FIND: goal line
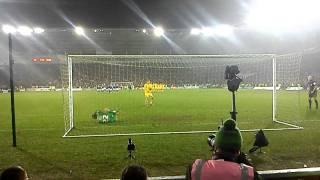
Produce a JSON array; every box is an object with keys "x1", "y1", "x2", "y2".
[{"x1": 62, "y1": 120, "x2": 303, "y2": 138}]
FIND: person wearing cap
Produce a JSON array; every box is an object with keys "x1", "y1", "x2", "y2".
[{"x1": 186, "y1": 119, "x2": 261, "y2": 180}]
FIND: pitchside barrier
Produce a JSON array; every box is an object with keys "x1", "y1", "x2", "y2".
[{"x1": 102, "y1": 167, "x2": 320, "y2": 180}]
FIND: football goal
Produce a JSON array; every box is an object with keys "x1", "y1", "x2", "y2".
[{"x1": 61, "y1": 54, "x2": 303, "y2": 138}]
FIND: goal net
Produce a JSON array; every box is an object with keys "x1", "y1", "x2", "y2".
[{"x1": 61, "y1": 54, "x2": 303, "y2": 138}]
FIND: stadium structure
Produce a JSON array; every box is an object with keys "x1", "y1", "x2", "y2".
[{"x1": 0, "y1": 26, "x2": 320, "y2": 179}]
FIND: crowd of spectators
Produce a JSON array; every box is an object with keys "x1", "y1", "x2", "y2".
[{"x1": 1, "y1": 62, "x2": 308, "y2": 90}]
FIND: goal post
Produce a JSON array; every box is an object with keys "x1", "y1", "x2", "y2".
[
  {"x1": 273, "y1": 53, "x2": 304, "y2": 128},
  {"x1": 61, "y1": 54, "x2": 303, "y2": 138}
]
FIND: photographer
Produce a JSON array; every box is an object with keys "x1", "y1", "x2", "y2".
[{"x1": 186, "y1": 119, "x2": 261, "y2": 180}]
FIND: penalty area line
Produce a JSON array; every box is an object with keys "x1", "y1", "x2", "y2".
[{"x1": 62, "y1": 127, "x2": 303, "y2": 138}]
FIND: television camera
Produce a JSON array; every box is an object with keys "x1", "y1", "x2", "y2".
[{"x1": 225, "y1": 65, "x2": 242, "y2": 121}]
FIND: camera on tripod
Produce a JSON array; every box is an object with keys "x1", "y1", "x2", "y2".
[
  {"x1": 225, "y1": 65, "x2": 242, "y2": 92},
  {"x1": 127, "y1": 138, "x2": 135, "y2": 159}
]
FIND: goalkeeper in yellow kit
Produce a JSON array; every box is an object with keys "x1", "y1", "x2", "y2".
[{"x1": 144, "y1": 80, "x2": 153, "y2": 106}]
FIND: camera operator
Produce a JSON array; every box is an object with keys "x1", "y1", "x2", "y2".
[{"x1": 186, "y1": 119, "x2": 261, "y2": 180}]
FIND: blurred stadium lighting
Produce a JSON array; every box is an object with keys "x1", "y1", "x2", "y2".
[
  {"x1": 17, "y1": 26, "x2": 33, "y2": 36},
  {"x1": 153, "y1": 26, "x2": 164, "y2": 37},
  {"x1": 74, "y1": 26, "x2": 85, "y2": 36},
  {"x1": 142, "y1": 29, "x2": 147, "y2": 33},
  {"x1": 213, "y1": 24, "x2": 234, "y2": 37},
  {"x1": 190, "y1": 28, "x2": 201, "y2": 35},
  {"x1": 33, "y1": 27, "x2": 45, "y2": 34},
  {"x1": 201, "y1": 27, "x2": 214, "y2": 36},
  {"x1": 245, "y1": 0, "x2": 320, "y2": 33},
  {"x1": 2, "y1": 25, "x2": 17, "y2": 34}
]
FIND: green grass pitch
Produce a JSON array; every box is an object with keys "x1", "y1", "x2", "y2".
[{"x1": 0, "y1": 89, "x2": 319, "y2": 179}]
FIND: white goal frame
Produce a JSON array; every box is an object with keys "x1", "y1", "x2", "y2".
[{"x1": 62, "y1": 54, "x2": 303, "y2": 138}]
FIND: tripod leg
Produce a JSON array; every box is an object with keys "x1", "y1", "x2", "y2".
[
  {"x1": 128, "y1": 151, "x2": 135, "y2": 159},
  {"x1": 230, "y1": 91, "x2": 237, "y2": 121}
]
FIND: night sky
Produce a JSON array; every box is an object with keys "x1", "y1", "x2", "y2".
[{"x1": 0, "y1": 0, "x2": 249, "y2": 28}]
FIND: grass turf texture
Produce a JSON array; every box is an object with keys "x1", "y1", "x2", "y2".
[{"x1": 0, "y1": 89, "x2": 319, "y2": 179}]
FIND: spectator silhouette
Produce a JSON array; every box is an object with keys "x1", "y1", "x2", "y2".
[
  {"x1": 0, "y1": 166, "x2": 28, "y2": 180},
  {"x1": 121, "y1": 165, "x2": 147, "y2": 180}
]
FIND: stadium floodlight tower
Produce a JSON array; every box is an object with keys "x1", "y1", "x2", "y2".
[
  {"x1": 190, "y1": 28, "x2": 201, "y2": 35},
  {"x1": 34, "y1": 27, "x2": 45, "y2": 34},
  {"x1": 2, "y1": 24, "x2": 44, "y2": 146},
  {"x1": 74, "y1": 26, "x2": 85, "y2": 36},
  {"x1": 62, "y1": 53, "x2": 304, "y2": 138},
  {"x1": 153, "y1": 26, "x2": 164, "y2": 37}
]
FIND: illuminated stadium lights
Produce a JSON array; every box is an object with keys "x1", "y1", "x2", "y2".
[
  {"x1": 192, "y1": 25, "x2": 233, "y2": 37},
  {"x1": 201, "y1": 27, "x2": 214, "y2": 36},
  {"x1": 190, "y1": 28, "x2": 201, "y2": 35},
  {"x1": 17, "y1": 26, "x2": 33, "y2": 36},
  {"x1": 33, "y1": 27, "x2": 45, "y2": 34},
  {"x1": 153, "y1": 27, "x2": 164, "y2": 37},
  {"x1": 74, "y1": 26, "x2": 85, "y2": 36},
  {"x1": 2, "y1": 25, "x2": 17, "y2": 34},
  {"x1": 245, "y1": 0, "x2": 320, "y2": 33},
  {"x1": 213, "y1": 24, "x2": 234, "y2": 37},
  {"x1": 2, "y1": 25, "x2": 45, "y2": 35}
]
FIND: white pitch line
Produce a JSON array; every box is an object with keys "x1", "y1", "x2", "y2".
[{"x1": 63, "y1": 126, "x2": 303, "y2": 138}]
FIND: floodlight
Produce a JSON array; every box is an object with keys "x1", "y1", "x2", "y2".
[
  {"x1": 74, "y1": 26, "x2": 85, "y2": 36},
  {"x1": 17, "y1": 26, "x2": 33, "y2": 36},
  {"x1": 213, "y1": 24, "x2": 234, "y2": 37},
  {"x1": 190, "y1": 28, "x2": 201, "y2": 35},
  {"x1": 2, "y1": 25, "x2": 16, "y2": 34},
  {"x1": 142, "y1": 29, "x2": 147, "y2": 33},
  {"x1": 245, "y1": 0, "x2": 320, "y2": 33},
  {"x1": 201, "y1": 27, "x2": 214, "y2": 36},
  {"x1": 33, "y1": 27, "x2": 45, "y2": 34},
  {"x1": 153, "y1": 27, "x2": 164, "y2": 37}
]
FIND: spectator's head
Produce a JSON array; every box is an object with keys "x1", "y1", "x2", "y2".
[
  {"x1": 214, "y1": 119, "x2": 242, "y2": 155},
  {"x1": 0, "y1": 166, "x2": 28, "y2": 180},
  {"x1": 121, "y1": 165, "x2": 147, "y2": 180}
]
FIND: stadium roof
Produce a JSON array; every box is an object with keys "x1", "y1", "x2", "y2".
[
  {"x1": 0, "y1": 0, "x2": 247, "y2": 28},
  {"x1": 0, "y1": 0, "x2": 319, "y2": 64}
]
